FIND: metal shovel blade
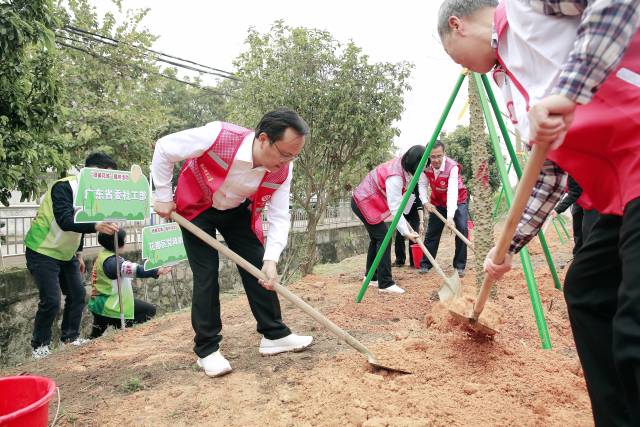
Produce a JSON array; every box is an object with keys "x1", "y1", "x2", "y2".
[
  {"x1": 367, "y1": 354, "x2": 412, "y2": 375},
  {"x1": 448, "y1": 306, "x2": 498, "y2": 336},
  {"x1": 437, "y1": 272, "x2": 462, "y2": 303}
]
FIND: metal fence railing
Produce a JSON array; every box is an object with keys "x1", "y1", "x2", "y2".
[{"x1": 0, "y1": 201, "x2": 359, "y2": 258}]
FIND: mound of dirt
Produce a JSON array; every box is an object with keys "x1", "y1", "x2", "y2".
[{"x1": 2, "y1": 232, "x2": 591, "y2": 426}]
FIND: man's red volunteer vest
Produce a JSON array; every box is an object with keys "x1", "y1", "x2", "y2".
[
  {"x1": 425, "y1": 157, "x2": 468, "y2": 207},
  {"x1": 174, "y1": 122, "x2": 289, "y2": 244},
  {"x1": 494, "y1": 3, "x2": 640, "y2": 215},
  {"x1": 352, "y1": 157, "x2": 406, "y2": 225}
]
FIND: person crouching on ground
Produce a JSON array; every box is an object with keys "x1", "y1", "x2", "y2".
[{"x1": 88, "y1": 230, "x2": 170, "y2": 338}]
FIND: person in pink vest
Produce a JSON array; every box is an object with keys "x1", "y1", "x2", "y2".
[
  {"x1": 151, "y1": 109, "x2": 313, "y2": 378},
  {"x1": 352, "y1": 145, "x2": 429, "y2": 294},
  {"x1": 420, "y1": 141, "x2": 469, "y2": 278},
  {"x1": 438, "y1": 0, "x2": 640, "y2": 423}
]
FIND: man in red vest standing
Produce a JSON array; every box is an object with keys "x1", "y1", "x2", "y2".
[
  {"x1": 151, "y1": 109, "x2": 313, "y2": 378},
  {"x1": 420, "y1": 141, "x2": 469, "y2": 277}
]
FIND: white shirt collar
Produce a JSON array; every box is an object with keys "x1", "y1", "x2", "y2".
[
  {"x1": 437, "y1": 156, "x2": 448, "y2": 173},
  {"x1": 236, "y1": 131, "x2": 268, "y2": 171}
]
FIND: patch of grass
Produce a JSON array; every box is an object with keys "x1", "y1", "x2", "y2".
[
  {"x1": 121, "y1": 377, "x2": 143, "y2": 393},
  {"x1": 312, "y1": 254, "x2": 365, "y2": 276}
]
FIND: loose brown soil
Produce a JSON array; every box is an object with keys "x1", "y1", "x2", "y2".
[{"x1": 3, "y1": 231, "x2": 591, "y2": 426}]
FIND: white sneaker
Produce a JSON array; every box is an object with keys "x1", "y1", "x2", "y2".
[
  {"x1": 363, "y1": 276, "x2": 378, "y2": 288},
  {"x1": 197, "y1": 351, "x2": 232, "y2": 377},
  {"x1": 378, "y1": 284, "x2": 406, "y2": 294},
  {"x1": 259, "y1": 333, "x2": 313, "y2": 356},
  {"x1": 32, "y1": 345, "x2": 51, "y2": 359},
  {"x1": 70, "y1": 337, "x2": 90, "y2": 346},
  {"x1": 60, "y1": 337, "x2": 90, "y2": 348}
]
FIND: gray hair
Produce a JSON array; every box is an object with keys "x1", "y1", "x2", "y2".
[{"x1": 437, "y1": 0, "x2": 499, "y2": 39}]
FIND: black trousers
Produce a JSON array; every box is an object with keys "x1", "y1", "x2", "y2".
[
  {"x1": 90, "y1": 299, "x2": 156, "y2": 338},
  {"x1": 564, "y1": 198, "x2": 640, "y2": 426},
  {"x1": 420, "y1": 203, "x2": 469, "y2": 270},
  {"x1": 571, "y1": 206, "x2": 600, "y2": 255},
  {"x1": 26, "y1": 248, "x2": 86, "y2": 348},
  {"x1": 394, "y1": 203, "x2": 420, "y2": 266},
  {"x1": 351, "y1": 197, "x2": 394, "y2": 289},
  {"x1": 181, "y1": 203, "x2": 291, "y2": 359},
  {"x1": 571, "y1": 204, "x2": 584, "y2": 255}
]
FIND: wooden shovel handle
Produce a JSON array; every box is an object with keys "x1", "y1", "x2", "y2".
[
  {"x1": 429, "y1": 208, "x2": 474, "y2": 250},
  {"x1": 170, "y1": 212, "x2": 376, "y2": 359},
  {"x1": 406, "y1": 224, "x2": 448, "y2": 281},
  {"x1": 473, "y1": 143, "x2": 550, "y2": 319}
]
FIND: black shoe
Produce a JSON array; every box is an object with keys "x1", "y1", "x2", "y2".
[
  {"x1": 419, "y1": 267, "x2": 430, "y2": 274},
  {"x1": 456, "y1": 268, "x2": 465, "y2": 278},
  {"x1": 393, "y1": 261, "x2": 405, "y2": 267}
]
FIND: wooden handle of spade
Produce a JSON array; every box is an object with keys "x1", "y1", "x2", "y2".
[
  {"x1": 170, "y1": 212, "x2": 376, "y2": 359},
  {"x1": 407, "y1": 224, "x2": 448, "y2": 281},
  {"x1": 428, "y1": 207, "x2": 474, "y2": 251},
  {"x1": 472, "y1": 143, "x2": 550, "y2": 320}
]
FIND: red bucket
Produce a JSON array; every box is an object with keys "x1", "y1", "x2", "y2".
[
  {"x1": 410, "y1": 244, "x2": 423, "y2": 269},
  {"x1": 0, "y1": 376, "x2": 56, "y2": 427}
]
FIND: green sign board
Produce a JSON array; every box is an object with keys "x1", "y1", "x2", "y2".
[
  {"x1": 141, "y1": 222, "x2": 187, "y2": 270},
  {"x1": 74, "y1": 165, "x2": 150, "y2": 222}
]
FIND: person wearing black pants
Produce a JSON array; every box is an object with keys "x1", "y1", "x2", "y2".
[
  {"x1": 181, "y1": 202, "x2": 292, "y2": 358},
  {"x1": 394, "y1": 188, "x2": 423, "y2": 267},
  {"x1": 88, "y1": 229, "x2": 164, "y2": 339},
  {"x1": 564, "y1": 198, "x2": 640, "y2": 424},
  {"x1": 420, "y1": 141, "x2": 469, "y2": 277},
  {"x1": 420, "y1": 203, "x2": 469, "y2": 274},
  {"x1": 24, "y1": 153, "x2": 120, "y2": 359},
  {"x1": 152, "y1": 110, "x2": 313, "y2": 378},
  {"x1": 90, "y1": 300, "x2": 157, "y2": 338},
  {"x1": 352, "y1": 197, "x2": 394, "y2": 287},
  {"x1": 26, "y1": 248, "x2": 87, "y2": 349},
  {"x1": 351, "y1": 145, "x2": 428, "y2": 294}
]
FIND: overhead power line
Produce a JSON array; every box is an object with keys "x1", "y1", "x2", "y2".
[
  {"x1": 58, "y1": 25, "x2": 240, "y2": 81},
  {"x1": 55, "y1": 40, "x2": 232, "y2": 96}
]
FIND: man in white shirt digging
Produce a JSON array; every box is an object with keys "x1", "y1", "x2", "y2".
[{"x1": 151, "y1": 109, "x2": 313, "y2": 377}]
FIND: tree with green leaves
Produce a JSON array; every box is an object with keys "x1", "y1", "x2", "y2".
[
  {"x1": 55, "y1": 0, "x2": 168, "y2": 172},
  {"x1": 224, "y1": 22, "x2": 412, "y2": 274},
  {"x1": 0, "y1": 0, "x2": 70, "y2": 205}
]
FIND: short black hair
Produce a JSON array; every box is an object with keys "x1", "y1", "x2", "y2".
[
  {"x1": 255, "y1": 108, "x2": 309, "y2": 144},
  {"x1": 432, "y1": 141, "x2": 445, "y2": 152},
  {"x1": 98, "y1": 229, "x2": 126, "y2": 252},
  {"x1": 85, "y1": 153, "x2": 118, "y2": 169},
  {"x1": 401, "y1": 145, "x2": 430, "y2": 175}
]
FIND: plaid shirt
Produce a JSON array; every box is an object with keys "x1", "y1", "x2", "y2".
[
  {"x1": 530, "y1": 0, "x2": 640, "y2": 104},
  {"x1": 508, "y1": 0, "x2": 639, "y2": 253},
  {"x1": 510, "y1": 160, "x2": 567, "y2": 253}
]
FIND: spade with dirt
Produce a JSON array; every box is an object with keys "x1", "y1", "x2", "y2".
[
  {"x1": 449, "y1": 144, "x2": 550, "y2": 336},
  {"x1": 171, "y1": 212, "x2": 410, "y2": 374}
]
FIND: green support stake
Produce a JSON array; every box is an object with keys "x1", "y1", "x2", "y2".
[
  {"x1": 552, "y1": 218, "x2": 566, "y2": 245},
  {"x1": 493, "y1": 161, "x2": 512, "y2": 220},
  {"x1": 481, "y1": 74, "x2": 563, "y2": 291},
  {"x1": 557, "y1": 215, "x2": 571, "y2": 239},
  {"x1": 473, "y1": 72, "x2": 552, "y2": 350},
  {"x1": 355, "y1": 72, "x2": 467, "y2": 303}
]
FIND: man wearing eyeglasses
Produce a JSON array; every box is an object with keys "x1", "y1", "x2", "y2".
[
  {"x1": 151, "y1": 109, "x2": 313, "y2": 378},
  {"x1": 420, "y1": 141, "x2": 469, "y2": 278}
]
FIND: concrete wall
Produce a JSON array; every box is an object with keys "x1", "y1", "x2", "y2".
[{"x1": 0, "y1": 223, "x2": 369, "y2": 366}]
